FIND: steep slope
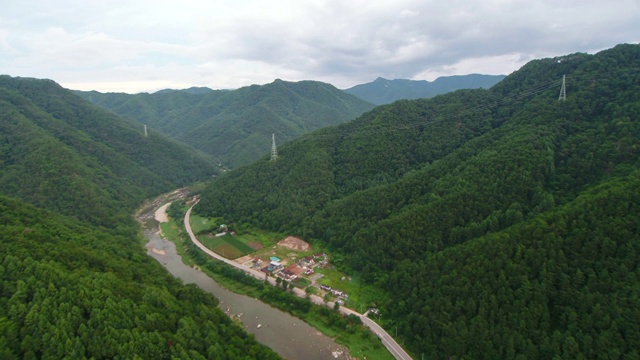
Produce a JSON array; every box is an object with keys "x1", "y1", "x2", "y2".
[
  {"x1": 0, "y1": 195, "x2": 280, "y2": 359},
  {"x1": 76, "y1": 88, "x2": 229, "y2": 136},
  {"x1": 0, "y1": 76, "x2": 279, "y2": 359},
  {"x1": 390, "y1": 171, "x2": 640, "y2": 358},
  {"x1": 195, "y1": 44, "x2": 640, "y2": 358},
  {"x1": 0, "y1": 76, "x2": 218, "y2": 225},
  {"x1": 344, "y1": 74, "x2": 505, "y2": 104},
  {"x1": 77, "y1": 79, "x2": 375, "y2": 168}
]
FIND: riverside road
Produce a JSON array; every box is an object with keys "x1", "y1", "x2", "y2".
[{"x1": 183, "y1": 201, "x2": 413, "y2": 360}]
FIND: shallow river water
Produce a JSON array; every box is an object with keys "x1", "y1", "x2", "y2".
[{"x1": 142, "y1": 206, "x2": 349, "y2": 360}]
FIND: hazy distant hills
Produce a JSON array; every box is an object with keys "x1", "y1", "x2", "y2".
[
  {"x1": 76, "y1": 79, "x2": 375, "y2": 168},
  {"x1": 195, "y1": 44, "x2": 640, "y2": 358},
  {"x1": 344, "y1": 74, "x2": 506, "y2": 104},
  {"x1": 154, "y1": 86, "x2": 216, "y2": 95}
]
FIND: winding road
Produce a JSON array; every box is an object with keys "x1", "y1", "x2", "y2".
[{"x1": 183, "y1": 201, "x2": 413, "y2": 360}]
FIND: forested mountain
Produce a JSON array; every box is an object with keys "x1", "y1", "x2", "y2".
[
  {"x1": 0, "y1": 196, "x2": 279, "y2": 359},
  {"x1": 344, "y1": 74, "x2": 505, "y2": 104},
  {"x1": 0, "y1": 75, "x2": 219, "y2": 225},
  {"x1": 0, "y1": 76, "x2": 279, "y2": 358},
  {"x1": 195, "y1": 44, "x2": 640, "y2": 358},
  {"x1": 76, "y1": 79, "x2": 375, "y2": 168}
]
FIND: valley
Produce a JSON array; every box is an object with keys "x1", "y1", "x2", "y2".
[
  {"x1": 1, "y1": 43, "x2": 639, "y2": 359},
  {"x1": 139, "y1": 192, "x2": 353, "y2": 360}
]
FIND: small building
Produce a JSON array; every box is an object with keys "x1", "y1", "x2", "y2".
[
  {"x1": 331, "y1": 289, "x2": 348, "y2": 298},
  {"x1": 278, "y1": 269, "x2": 297, "y2": 281}
]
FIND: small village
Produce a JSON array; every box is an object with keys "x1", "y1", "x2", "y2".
[{"x1": 235, "y1": 236, "x2": 350, "y2": 304}]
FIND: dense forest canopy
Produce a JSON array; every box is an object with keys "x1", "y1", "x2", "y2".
[
  {"x1": 0, "y1": 76, "x2": 279, "y2": 359},
  {"x1": 75, "y1": 79, "x2": 375, "y2": 168},
  {"x1": 196, "y1": 44, "x2": 640, "y2": 358},
  {"x1": 0, "y1": 195, "x2": 280, "y2": 359},
  {"x1": 0, "y1": 75, "x2": 219, "y2": 226}
]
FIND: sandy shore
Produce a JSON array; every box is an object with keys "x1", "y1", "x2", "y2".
[{"x1": 154, "y1": 202, "x2": 171, "y2": 223}]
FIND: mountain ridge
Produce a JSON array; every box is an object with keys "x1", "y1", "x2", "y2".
[
  {"x1": 75, "y1": 79, "x2": 375, "y2": 168},
  {"x1": 344, "y1": 73, "x2": 506, "y2": 104}
]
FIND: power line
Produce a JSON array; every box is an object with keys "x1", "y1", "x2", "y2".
[
  {"x1": 287, "y1": 67, "x2": 639, "y2": 143},
  {"x1": 559, "y1": 75, "x2": 566, "y2": 101},
  {"x1": 270, "y1": 133, "x2": 278, "y2": 161}
]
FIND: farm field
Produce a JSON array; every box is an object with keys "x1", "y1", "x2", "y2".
[{"x1": 189, "y1": 213, "x2": 279, "y2": 259}]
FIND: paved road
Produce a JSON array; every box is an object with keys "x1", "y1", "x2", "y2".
[{"x1": 183, "y1": 201, "x2": 413, "y2": 360}]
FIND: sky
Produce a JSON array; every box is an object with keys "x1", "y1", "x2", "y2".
[{"x1": 1, "y1": 0, "x2": 639, "y2": 93}]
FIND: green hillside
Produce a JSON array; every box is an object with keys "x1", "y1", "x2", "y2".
[
  {"x1": 0, "y1": 195, "x2": 279, "y2": 359},
  {"x1": 0, "y1": 76, "x2": 279, "y2": 359},
  {"x1": 195, "y1": 44, "x2": 640, "y2": 358},
  {"x1": 0, "y1": 76, "x2": 218, "y2": 225},
  {"x1": 344, "y1": 74, "x2": 505, "y2": 105},
  {"x1": 76, "y1": 79, "x2": 375, "y2": 168}
]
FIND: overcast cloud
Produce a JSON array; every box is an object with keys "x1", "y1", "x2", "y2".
[{"x1": 1, "y1": 0, "x2": 638, "y2": 93}]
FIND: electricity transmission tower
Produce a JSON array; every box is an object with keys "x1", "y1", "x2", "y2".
[
  {"x1": 558, "y1": 75, "x2": 566, "y2": 101},
  {"x1": 270, "y1": 133, "x2": 278, "y2": 161}
]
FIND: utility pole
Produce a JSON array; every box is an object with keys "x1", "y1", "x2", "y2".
[
  {"x1": 558, "y1": 74, "x2": 566, "y2": 101},
  {"x1": 270, "y1": 133, "x2": 278, "y2": 161}
]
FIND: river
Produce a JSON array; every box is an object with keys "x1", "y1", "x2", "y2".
[{"x1": 140, "y1": 198, "x2": 350, "y2": 360}]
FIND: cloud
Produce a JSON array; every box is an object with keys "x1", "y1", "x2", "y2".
[{"x1": 1, "y1": 0, "x2": 638, "y2": 92}]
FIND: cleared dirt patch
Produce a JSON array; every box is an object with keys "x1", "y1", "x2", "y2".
[
  {"x1": 248, "y1": 241, "x2": 263, "y2": 250},
  {"x1": 277, "y1": 236, "x2": 310, "y2": 252},
  {"x1": 235, "y1": 254, "x2": 254, "y2": 264}
]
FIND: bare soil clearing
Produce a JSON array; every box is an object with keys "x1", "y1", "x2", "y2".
[{"x1": 277, "y1": 236, "x2": 310, "y2": 251}]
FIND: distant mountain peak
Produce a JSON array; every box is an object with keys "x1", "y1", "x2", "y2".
[{"x1": 345, "y1": 74, "x2": 505, "y2": 105}]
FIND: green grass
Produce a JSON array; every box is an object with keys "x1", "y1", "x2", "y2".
[
  {"x1": 316, "y1": 268, "x2": 388, "y2": 313},
  {"x1": 199, "y1": 234, "x2": 226, "y2": 248},
  {"x1": 221, "y1": 234, "x2": 255, "y2": 253},
  {"x1": 189, "y1": 213, "x2": 222, "y2": 234},
  {"x1": 194, "y1": 230, "x2": 256, "y2": 259},
  {"x1": 292, "y1": 277, "x2": 311, "y2": 288}
]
